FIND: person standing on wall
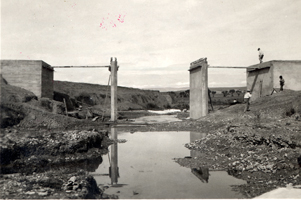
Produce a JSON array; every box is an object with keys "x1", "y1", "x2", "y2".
[
  {"x1": 258, "y1": 48, "x2": 264, "y2": 63},
  {"x1": 279, "y1": 75, "x2": 285, "y2": 91},
  {"x1": 244, "y1": 90, "x2": 252, "y2": 112}
]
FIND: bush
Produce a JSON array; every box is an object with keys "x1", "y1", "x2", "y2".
[
  {"x1": 284, "y1": 103, "x2": 296, "y2": 117},
  {"x1": 164, "y1": 104, "x2": 171, "y2": 109},
  {"x1": 146, "y1": 103, "x2": 159, "y2": 110},
  {"x1": 174, "y1": 103, "x2": 189, "y2": 110},
  {"x1": 76, "y1": 92, "x2": 95, "y2": 106}
]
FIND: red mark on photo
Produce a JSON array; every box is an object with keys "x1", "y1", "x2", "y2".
[
  {"x1": 99, "y1": 13, "x2": 126, "y2": 30},
  {"x1": 110, "y1": 21, "x2": 117, "y2": 28},
  {"x1": 117, "y1": 14, "x2": 126, "y2": 23}
]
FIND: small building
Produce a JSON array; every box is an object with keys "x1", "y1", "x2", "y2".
[
  {"x1": 1, "y1": 60, "x2": 54, "y2": 99},
  {"x1": 247, "y1": 60, "x2": 301, "y2": 101}
]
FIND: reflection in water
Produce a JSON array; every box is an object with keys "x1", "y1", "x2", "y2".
[
  {"x1": 191, "y1": 167, "x2": 209, "y2": 183},
  {"x1": 77, "y1": 156, "x2": 103, "y2": 172},
  {"x1": 190, "y1": 131, "x2": 210, "y2": 183},
  {"x1": 93, "y1": 131, "x2": 247, "y2": 199},
  {"x1": 109, "y1": 127, "x2": 119, "y2": 185}
]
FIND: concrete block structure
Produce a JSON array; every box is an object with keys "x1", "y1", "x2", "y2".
[
  {"x1": 189, "y1": 58, "x2": 208, "y2": 119},
  {"x1": 247, "y1": 60, "x2": 301, "y2": 101},
  {"x1": 1, "y1": 60, "x2": 54, "y2": 99}
]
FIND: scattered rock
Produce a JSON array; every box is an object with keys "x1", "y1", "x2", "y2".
[
  {"x1": 38, "y1": 191, "x2": 48, "y2": 196},
  {"x1": 25, "y1": 191, "x2": 35, "y2": 195}
]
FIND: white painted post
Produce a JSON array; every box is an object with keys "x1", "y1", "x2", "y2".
[{"x1": 110, "y1": 57, "x2": 118, "y2": 121}]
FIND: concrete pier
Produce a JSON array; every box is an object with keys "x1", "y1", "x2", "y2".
[
  {"x1": 110, "y1": 58, "x2": 118, "y2": 121},
  {"x1": 189, "y1": 58, "x2": 208, "y2": 119}
]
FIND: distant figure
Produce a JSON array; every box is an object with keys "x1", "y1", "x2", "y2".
[
  {"x1": 244, "y1": 90, "x2": 252, "y2": 112},
  {"x1": 279, "y1": 75, "x2": 285, "y2": 91},
  {"x1": 258, "y1": 48, "x2": 264, "y2": 63}
]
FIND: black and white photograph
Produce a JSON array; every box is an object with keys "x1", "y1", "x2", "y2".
[{"x1": 1, "y1": 0, "x2": 301, "y2": 199}]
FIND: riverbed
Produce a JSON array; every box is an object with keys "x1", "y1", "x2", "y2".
[{"x1": 91, "y1": 130, "x2": 247, "y2": 199}]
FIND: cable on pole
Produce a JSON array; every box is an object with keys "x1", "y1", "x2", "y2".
[{"x1": 101, "y1": 74, "x2": 112, "y2": 121}]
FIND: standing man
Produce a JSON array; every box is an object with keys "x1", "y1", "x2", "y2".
[
  {"x1": 258, "y1": 48, "x2": 264, "y2": 63},
  {"x1": 244, "y1": 90, "x2": 252, "y2": 112},
  {"x1": 279, "y1": 75, "x2": 285, "y2": 91}
]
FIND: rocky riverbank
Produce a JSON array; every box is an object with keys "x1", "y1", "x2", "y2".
[
  {"x1": 174, "y1": 116, "x2": 301, "y2": 198},
  {"x1": 0, "y1": 129, "x2": 113, "y2": 199},
  {"x1": 1, "y1": 170, "x2": 102, "y2": 199}
]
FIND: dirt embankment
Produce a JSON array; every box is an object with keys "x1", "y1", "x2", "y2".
[
  {"x1": 1, "y1": 77, "x2": 189, "y2": 129},
  {"x1": 1, "y1": 77, "x2": 111, "y2": 129},
  {"x1": 54, "y1": 80, "x2": 176, "y2": 111}
]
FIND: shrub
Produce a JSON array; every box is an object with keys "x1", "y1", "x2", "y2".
[
  {"x1": 284, "y1": 103, "x2": 296, "y2": 117},
  {"x1": 146, "y1": 103, "x2": 159, "y2": 110},
  {"x1": 174, "y1": 103, "x2": 189, "y2": 110},
  {"x1": 164, "y1": 104, "x2": 172, "y2": 109}
]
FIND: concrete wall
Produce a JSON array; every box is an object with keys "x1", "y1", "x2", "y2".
[
  {"x1": 41, "y1": 61, "x2": 54, "y2": 99},
  {"x1": 1, "y1": 60, "x2": 53, "y2": 99},
  {"x1": 272, "y1": 61, "x2": 301, "y2": 91},
  {"x1": 189, "y1": 58, "x2": 208, "y2": 119},
  {"x1": 247, "y1": 65, "x2": 273, "y2": 101}
]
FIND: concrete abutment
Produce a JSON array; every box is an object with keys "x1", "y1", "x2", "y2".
[{"x1": 189, "y1": 58, "x2": 208, "y2": 119}]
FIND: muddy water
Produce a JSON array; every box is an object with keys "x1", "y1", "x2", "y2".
[
  {"x1": 131, "y1": 114, "x2": 182, "y2": 124},
  {"x1": 91, "y1": 130, "x2": 246, "y2": 199}
]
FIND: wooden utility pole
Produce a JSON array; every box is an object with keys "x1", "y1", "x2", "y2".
[{"x1": 110, "y1": 58, "x2": 118, "y2": 122}]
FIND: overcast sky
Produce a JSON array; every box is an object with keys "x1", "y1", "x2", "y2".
[{"x1": 1, "y1": 0, "x2": 301, "y2": 89}]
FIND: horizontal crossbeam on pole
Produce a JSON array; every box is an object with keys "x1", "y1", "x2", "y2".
[
  {"x1": 209, "y1": 66, "x2": 248, "y2": 69},
  {"x1": 52, "y1": 65, "x2": 110, "y2": 68}
]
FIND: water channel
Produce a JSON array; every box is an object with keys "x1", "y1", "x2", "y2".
[{"x1": 90, "y1": 127, "x2": 247, "y2": 199}]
